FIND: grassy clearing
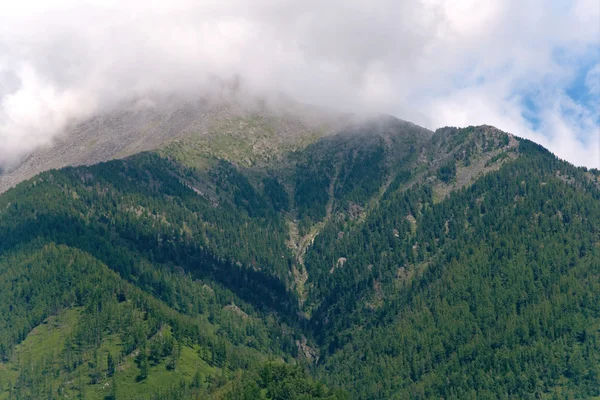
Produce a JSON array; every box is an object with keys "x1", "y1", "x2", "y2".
[{"x1": 0, "y1": 308, "x2": 218, "y2": 400}]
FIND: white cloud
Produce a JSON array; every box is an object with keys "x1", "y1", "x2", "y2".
[
  {"x1": 0, "y1": 65, "x2": 97, "y2": 166},
  {"x1": 0, "y1": 0, "x2": 599, "y2": 168}
]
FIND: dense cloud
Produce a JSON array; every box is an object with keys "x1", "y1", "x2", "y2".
[{"x1": 0, "y1": 0, "x2": 599, "y2": 168}]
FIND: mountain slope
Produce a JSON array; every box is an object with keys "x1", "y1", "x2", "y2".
[
  {"x1": 307, "y1": 142, "x2": 600, "y2": 398},
  {"x1": 0, "y1": 244, "x2": 222, "y2": 399},
  {"x1": 0, "y1": 111, "x2": 599, "y2": 399}
]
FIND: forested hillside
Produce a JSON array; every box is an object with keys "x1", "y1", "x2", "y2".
[
  {"x1": 0, "y1": 117, "x2": 598, "y2": 399},
  {"x1": 308, "y1": 142, "x2": 600, "y2": 399}
]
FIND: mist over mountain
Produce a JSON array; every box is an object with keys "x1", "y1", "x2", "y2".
[{"x1": 0, "y1": 89, "x2": 351, "y2": 193}]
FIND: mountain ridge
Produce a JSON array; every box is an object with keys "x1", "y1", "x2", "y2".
[{"x1": 0, "y1": 94, "x2": 351, "y2": 194}]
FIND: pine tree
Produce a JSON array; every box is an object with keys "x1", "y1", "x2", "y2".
[
  {"x1": 107, "y1": 353, "x2": 115, "y2": 377},
  {"x1": 137, "y1": 350, "x2": 149, "y2": 382}
]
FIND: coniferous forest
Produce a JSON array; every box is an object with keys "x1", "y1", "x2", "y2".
[{"x1": 0, "y1": 119, "x2": 599, "y2": 399}]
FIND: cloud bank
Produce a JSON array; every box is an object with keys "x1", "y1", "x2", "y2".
[{"x1": 0, "y1": 0, "x2": 599, "y2": 168}]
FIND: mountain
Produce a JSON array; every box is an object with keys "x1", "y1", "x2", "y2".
[{"x1": 0, "y1": 100, "x2": 599, "y2": 400}]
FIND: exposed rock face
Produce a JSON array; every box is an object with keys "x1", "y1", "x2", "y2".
[
  {"x1": 296, "y1": 335, "x2": 319, "y2": 364},
  {"x1": 329, "y1": 257, "x2": 347, "y2": 274}
]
